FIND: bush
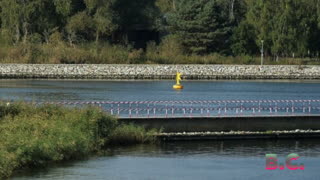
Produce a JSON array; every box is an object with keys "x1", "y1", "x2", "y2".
[
  {"x1": 108, "y1": 124, "x2": 158, "y2": 145},
  {"x1": 0, "y1": 102, "x2": 157, "y2": 179},
  {"x1": 0, "y1": 148, "x2": 17, "y2": 178},
  {"x1": 0, "y1": 103, "x2": 116, "y2": 178}
]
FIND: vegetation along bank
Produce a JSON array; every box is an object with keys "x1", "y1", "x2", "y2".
[
  {"x1": 0, "y1": 102, "x2": 157, "y2": 179},
  {"x1": 1, "y1": 1, "x2": 320, "y2": 64}
]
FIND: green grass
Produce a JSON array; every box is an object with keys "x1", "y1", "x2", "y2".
[
  {"x1": 0, "y1": 102, "x2": 158, "y2": 179},
  {"x1": 108, "y1": 124, "x2": 158, "y2": 145}
]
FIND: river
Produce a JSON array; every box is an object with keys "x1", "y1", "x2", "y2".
[
  {"x1": 11, "y1": 140, "x2": 320, "y2": 180},
  {"x1": 1, "y1": 79, "x2": 320, "y2": 102},
  {"x1": 1, "y1": 79, "x2": 320, "y2": 179}
]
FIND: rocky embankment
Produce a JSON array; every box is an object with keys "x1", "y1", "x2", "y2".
[{"x1": 0, "y1": 64, "x2": 320, "y2": 79}]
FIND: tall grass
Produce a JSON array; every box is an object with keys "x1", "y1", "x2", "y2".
[
  {"x1": 108, "y1": 124, "x2": 158, "y2": 145},
  {"x1": 0, "y1": 102, "x2": 158, "y2": 179},
  {"x1": 0, "y1": 39, "x2": 319, "y2": 65}
]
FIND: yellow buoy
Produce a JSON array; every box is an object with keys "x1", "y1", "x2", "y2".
[
  {"x1": 173, "y1": 72, "x2": 184, "y2": 89},
  {"x1": 173, "y1": 84, "x2": 184, "y2": 89}
]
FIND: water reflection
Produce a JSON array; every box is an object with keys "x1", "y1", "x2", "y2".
[
  {"x1": 11, "y1": 139, "x2": 320, "y2": 180},
  {"x1": 23, "y1": 92, "x2": 80, "y2": 101},
  {"x1": 108, "y1": 139, "x2": 320, "y2": 158}
]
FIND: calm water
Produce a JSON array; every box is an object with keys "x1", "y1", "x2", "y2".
[
  {"x1": 2, "y1": 79, "x2": 320, "y2": 179},
  {"x1": 10, "y1": 140, "x2": 320, "y2": 180},
  {"x1": 1, "y1": 79, "x2": 320, "y2": 102}
]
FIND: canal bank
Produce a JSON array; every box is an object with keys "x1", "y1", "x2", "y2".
[
  {"x1": 157, "y1": 130, "x2": 320, "y2": 141},
  {"x1": 119, "y1": 115, "x2": 320, "y2": 141},
  {"x1": 1, "y1": 64, "x2": 320, "y2": 79},
  {"x1": 119, "y1": 115, "x2": 320, "y2": 133}
]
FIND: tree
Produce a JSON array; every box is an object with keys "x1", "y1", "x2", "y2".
[
  {"x1": 66, "y1": 11, "x2": 94, "y2": 45},
  {"x1": 243, "y1": 0, "x2": 320, "y2": 57},
  {"x1": 0, "y1": 0, "x2": 21, "y2": 43},
  {"x1": 84, "y1": 0, "x2": 118, "y2": 43},
  {"x1": 113, "y1": 0, "x2": 160, "y2": 31},
  {"x1": 156, "y1": 0, "x2": 177, "y2": 14},
  {"x1": 0, "y1": 0, "x2": 67, "y2": 44},
  {"x1": 65, "y1": 0, "x2": 118, "y2": 45},
  {"x1": 53, "y1": 0, "x2": 73, "y2": 17},
  {"x1": 169, "y1": 0, "x2": 232, "y2": 54},
  {"x1": 231, "y1": 20, "x2": 257, "y2": 55}
]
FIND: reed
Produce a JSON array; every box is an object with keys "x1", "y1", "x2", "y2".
[{"x1": 0, "y1": 41, "x2": 319, "y2": 65}]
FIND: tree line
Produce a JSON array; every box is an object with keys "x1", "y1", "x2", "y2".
[{"x1": 1, "y1": 0, "x2": 320, "y2": 59}]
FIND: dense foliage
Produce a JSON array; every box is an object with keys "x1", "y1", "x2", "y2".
[
  {"x1": 0, "y1": 102, "x2": 157, "y2": 179},
  {"x1": 1, "y1": 0, "x2": 320, "y2": 63}
]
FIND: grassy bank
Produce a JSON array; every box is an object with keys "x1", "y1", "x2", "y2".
[
  {"x1": 0, "y1": 42, "x2": 320, "y2": 65},
  {"x1": 0, "y1": 102, "x2": 157, "y2": 179}
]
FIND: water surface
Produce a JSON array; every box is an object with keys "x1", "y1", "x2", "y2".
[
  {"x1": 2, "y1": 79, "x2": 320, "y2": 180},
  {"x1": 11, "y1": 140, "x2": 320, "y2": 180},
  {"x1": 1, "y1": 79, "x2": 320, "y2": 102}
]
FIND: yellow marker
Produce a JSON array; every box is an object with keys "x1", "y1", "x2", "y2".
[{"x1": 173, "y1": 72, "x2": 184, "y2": 89}]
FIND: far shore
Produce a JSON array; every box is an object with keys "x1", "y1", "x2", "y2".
[{"x1": 1, "y1": 64, "x2": 320, "y2": 80}]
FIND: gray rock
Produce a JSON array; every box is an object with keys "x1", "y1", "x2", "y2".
[{"x1": 1, "y1": 64, "x2": 320, "y2": 79}]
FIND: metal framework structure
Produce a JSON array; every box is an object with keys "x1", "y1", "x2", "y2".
[{"x1": 34, "y1": 99, "x2": 320, "y2": 118}]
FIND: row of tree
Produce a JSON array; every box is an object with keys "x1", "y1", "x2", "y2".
[
  {"x1": 0, "y1": 0, "x2": 160, "y2": 45},
  {"x1": 1, "y1": 0, "x2": 320, "y2": 57},
  {"x1": 232, "y1": 0, "x2": 320, "y2": 58}
]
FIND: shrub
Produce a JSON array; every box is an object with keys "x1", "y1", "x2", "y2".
[
  {"x1": 0, "y1": 104, "x2": 117, "y2": 178},
  {"x1": 0, "y1": 103, "x2": 157, "y2": 179},
  {"x1": 108, "y1": 124, "x2": 158, "y2": 145}
]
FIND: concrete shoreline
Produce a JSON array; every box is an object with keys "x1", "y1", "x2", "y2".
[
  {"x1": 119, "y1": 116, "x2": 320, "y2": 133},
  {"x1": 120, "y1": 115, "x2": 320, "y2": 140},
  {"x1": 157, "y1": 130, "x2": 320, "y2": 141},
  {"x1": 1, "y1": 64, "x2": 320, "y2": 79}
]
